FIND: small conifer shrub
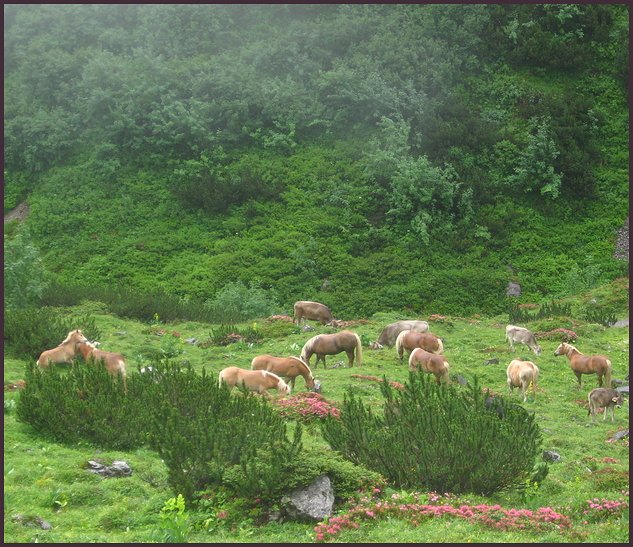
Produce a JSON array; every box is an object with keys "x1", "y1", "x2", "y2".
[{"x1": 322, "y1": 372, "x2": 544, "y2": 496}]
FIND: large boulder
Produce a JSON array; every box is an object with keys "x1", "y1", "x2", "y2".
[{"x1": 281, "y1": 474, "x2": 334, "y2": 522}]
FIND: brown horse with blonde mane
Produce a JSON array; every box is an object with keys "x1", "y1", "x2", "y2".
[
  {"x1": 300, "y1": 330, "x2": 362, "y2": 369},
  {"x1": 395, "y1": 330, "x2": 443, "y2": 362},
  {"x1": 36, "y1": 329, "x2": 89, "y2": 368},
  {"x1": 218, "y1": 367, "x2": 291, "y2": 398},
  {"x1": 554, "y1": 342, "x2": 612, "y2": 388},
  {"x1": 408, "y1": 347, "x2": 450, "y2": 384},
  {"x1": 77, "y1": 341, "x2": 128, "y2": 391},
  {"x1": 251, "y1": 355, "x2": 315, "y2": 390}
]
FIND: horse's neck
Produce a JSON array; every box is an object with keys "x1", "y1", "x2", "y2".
[
  {"x1": 78, "y1": 344, "x2": 93, "y2": 358},
  {"x1": 292, "y1": 357, "x2": 310, "y2": 377},
  {"x1": 568, "y1": 346, "x2": 583, "y2": 358}
]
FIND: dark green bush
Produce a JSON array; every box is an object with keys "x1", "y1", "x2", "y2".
[
  {"x1": 4, "y1": 307, "x2": 102, "y2": 360},
  {"x1": 203, "y1": 324, "x2": 263, "y2": 347},
  {"x1": 582, "y1": 305, "x2": 618, "y2": 327},
  {"x1": 144, "y1": 365, "x2": 299, "y2": 504},
  {"x1": 321, "y1": 373, "x2": 543, "y2": 496},
  {"x1": 221, "y1": 444, "x2": 385, "y2": 504},
  {"x1": 16, "y1": 361, "x2": 140, "y2": 448}
]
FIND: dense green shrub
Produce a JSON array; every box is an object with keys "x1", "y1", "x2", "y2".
[
  {"x1": 4, "y1": 226, "x2": 49, "y2": 309},
  {"x1": 144, "y1": 365, "x2": 300, "y2": 504},
  {"x1": 321, "y1": 373, "x2": 544, "y2": 496},
  {"x1": 203, "y1": 324, "x2": 263, "y2": 347},
  {"x1": 203, "y1": 281, "x2": 280, "y2": 323},
  {"x1": 16, "y1": 362, "x2": 140, "y2": 448},
  {"x1": 4, "y1": 307, "x2": 102, "y2": 360},
  {"x1": 221, "y1": 445, "x2": 385, "y2": 504}
]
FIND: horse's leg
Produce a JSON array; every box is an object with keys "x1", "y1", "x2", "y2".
[
  {"x1": 346, "y1": 350, "x2": 354, "y2": 367},
  {"x1": 597, "y1": 372, "x2": 603, "y2": 387},
  {"x1": 290, "y1": 376, "x2": 296, "y2": 389},
  {"x1": 574, "y1": 372, "x2": 582, "y2": 387}
]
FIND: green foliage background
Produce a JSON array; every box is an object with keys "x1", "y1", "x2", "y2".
[{"x1": 3, "y1": 4, "x2": 629, "y2": 318}]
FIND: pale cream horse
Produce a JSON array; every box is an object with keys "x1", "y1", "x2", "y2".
[{"x1": 218, "y1": 367, "x2": 291, "y2": 398}]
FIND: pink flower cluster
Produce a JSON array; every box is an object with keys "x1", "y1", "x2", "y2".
[
  {"x1": 313, "y1": 497, "x2": 571, "y2": 542},
  {"x1": 582, "y1": 497, "x2": 629, "y2": 522},
  {"x1": 275, "y1": 392, "x2": 340, "y2": 422}
]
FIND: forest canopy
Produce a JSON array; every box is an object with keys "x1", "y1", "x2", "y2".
[{"x1": 4, "y1": 4, "x2": 629, "y2": 316}]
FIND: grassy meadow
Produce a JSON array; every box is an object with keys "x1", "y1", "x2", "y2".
[{"x1": 3, "y1": 285, "x2": 629, "y2": 543}]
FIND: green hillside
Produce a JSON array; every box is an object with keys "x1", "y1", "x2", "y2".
[{"x1": 4, "y1": 4, "x2": 629, "y2": 317}]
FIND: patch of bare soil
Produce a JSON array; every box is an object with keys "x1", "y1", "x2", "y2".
[
  {"x1": 614, "y1": 216, "x2": 628, "y2": 261},
  {"x1": 4, "y1": 201, "x2": 29, "y2": 223}
]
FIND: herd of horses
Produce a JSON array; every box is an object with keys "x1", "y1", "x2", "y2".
[{"x1": 34, "y1": 300, "x2": 624, "y2": 419}]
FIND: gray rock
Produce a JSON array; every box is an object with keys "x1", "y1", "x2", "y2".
[
  {"x1": 506, "y1": 282, "x2": 521, "y2": 297},
  {"x1": 301, "y1": 325, "x2": 315, "y2": 332},
  {"x1": 608, "y1": 429, "x2": 629, "y2": 442},
  {"x1": 611, "y1": 319, "x2": 629, "y2": 328},
  {"x1": 452, "y1": 374, "x2": 468, "y2": 386},
  {"x1": 543, "y1": 450, "x2": 561, "y2": 463},
  {"x1": 87, "y1": 460, "x2": 132, "y2": 478},
  {"x1": 185, "y1": 337, "x2": 198, "y2": 345},
  {"x1": 483, "y1": 358, "x2": 499, "y2": 366},
  {"x1": 12, "y1": 514, "x2": 52, "y2": 530},
  {"x1": 281, "y1": 475, "x2": 334, "y2": 522},
  {"x1": 615, "y1": 386, "x2": 629, "y2": 394}
]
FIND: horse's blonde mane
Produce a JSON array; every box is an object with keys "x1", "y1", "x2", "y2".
[
  {"x1": 562, "y1": 342, "x2": 582, "y2": 355},
  {"x1": 301, "y1": 334, "x2": 321, "y2": 356},
  {"x1": 288, "y1": 355, "x2": 313, "y2": 376}
]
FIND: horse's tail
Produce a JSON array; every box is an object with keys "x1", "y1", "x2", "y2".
[
  {"x1": 395, "y1": 330, "x2": 407, "y2": 360},
  {"x1": 436, "y1": 337, "x2": 444, "y2": 354},
  {"x1": 218, "y1": 370, "x2": 225, "y2": 388},
  {"x1": 354, "y1": 333, "x2": 362, "y2": 367},
  {"x1": 604, "y1": 360, "x2": 612, "y2": 388}
]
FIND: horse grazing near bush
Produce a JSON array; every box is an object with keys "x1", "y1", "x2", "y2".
[
  {"x1": 408, "y1": 347, "x2": 450, "y2": 384},
  {"x1": 36, "y1": 329, "x2": 89, "y2": 368},
  {"x1": 251, "y1": 354, "x2": 316, "y2": 391},
  {"x1": 554, "y1": 342, "x2": 612, "y2": 388},
  {"x1": 76, "y1": 341, "x2": 128, "y2": 391},
  {"x1": 370, "y1": 320, "x2": 429, "y2": 349},
  {"x1": 293, "y1": 300, "x2": 333, "y2": 325},
  {"x1": 506, "y1": 359, "x2": 539, "y2": 402},
  {"x1": 301, "y1": 330, "x2": 362, "y2": 369},
  {"x1": 218, "y1": 367, "x2": 291, "y2": 398},
  {"x1": 395, "y1": 330, "x2": 443, "y2": 362}
]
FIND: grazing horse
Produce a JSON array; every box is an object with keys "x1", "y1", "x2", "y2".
[
  {"x1": 506, "y1": 359, "x2": 539, "y2": 402},
  {"x1": 395, "y1": 330, "x2": 443, "y2": 362},
  {"x1": 408, "y1": 347, "x2": 450, "y2": 384},
  {"x1": 218, "y1": 367, "x2": 291, "y2": 398},
  {"x1": 76, "y1": 341, "x2": 128, "y2": 391},
  {"x1": 370, "y1": 320, "x2": 430, "y2": 349},
  {"x1": 293, "y1": 300, "x2": 333, "y2": 325},
  {"x1": 251, "y1": 354, "x2": 316, "y2": 391},
  {"x1": 300, "y1": 330, "x2": 362, "y2": 369},
  {"x1": 36, "y1": 329, "x2": 89, "y2": 368},
  {"x1": 505, "y1": 325, "x2": 541, "y2": 356},
  {"x1": 554, "y1": 342, "x2": 612, "y2": 388}
]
